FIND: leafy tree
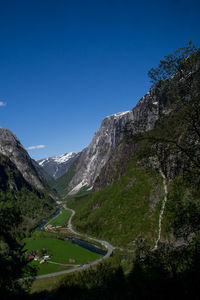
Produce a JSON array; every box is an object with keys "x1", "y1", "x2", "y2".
[
  {"x1": 148, "y1": 40, "x2": 197, "y2": 84},
  {"x1": 0, "y1": 199, "x2": 36, "y2": 298},
  {"x1": 145, "y1": 42, "x2": 200, "y2": 178}
]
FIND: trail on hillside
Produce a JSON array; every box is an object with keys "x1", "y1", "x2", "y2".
[{"x1": 153, "y1": 170, "x2": 168, "y2": 250}]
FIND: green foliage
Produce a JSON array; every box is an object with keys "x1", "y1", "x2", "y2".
[
  {"x1": 46, "y1": 210, "x2": 71, "y2": 227},
  {"x1": 148, "y1": 41, "x2": 197, "y2": 85},
  {"x1": 162, "y1": 177, "x2": 200, "y2": 237},
  {"x1": 0, "y1": 154, "x2": 56, "y2": 234},
  {"x1": 24, "y1": 234, "x2": 101, "y2": 274},
  {"x1": 35, "y1": 236, "x2": 200, "y2": 299},
  {"x1": 52, "y1": 259, "x2": 125, "y2": 300},
  {"x1": 0, "y1": 154, "x2": 57, "y2": 297},
  {"x1": 126, "y1": 235, "x2": 200, "y2": 299},
  {"x1": 0, "y1": 199, "x2": 36, "y2": 298},
  {"x1": 0, "y1": 188, "x2": 56, "y2": 235},
  {"x1": 30, "y1": 261, "x2": 70, "y2": 276},
  {"x1": 68, "y1": 162, "x2": 163, "y2": 247},
  {"x1": 51, "y1": 159, "x2": 78, "y2": 197}
]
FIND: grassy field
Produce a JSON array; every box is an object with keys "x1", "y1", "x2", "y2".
[
  {"x1": 29, "y1": 260, "x2": 71, "y2": 276},
  {"x1": 46, "y1": 209, "x2": 71, "y2": 227},
  {"x1": 23, "y1": 234, "x2": 102, "y2": 275}
]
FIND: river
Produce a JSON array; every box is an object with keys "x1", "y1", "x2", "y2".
[{"x1": 37, "y1": 208, "x2": 106, "y2": 256}]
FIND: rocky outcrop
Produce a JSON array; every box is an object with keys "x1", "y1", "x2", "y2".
[
  {"x1": 68, "y1": 90, "x2": 159, "y2": 194},
  {"x1": 0, "y1": 127, "x2": 44, "y2": 190},
  {"x1": 94, "y1": 137, "x2": 137, "y2": 190}
]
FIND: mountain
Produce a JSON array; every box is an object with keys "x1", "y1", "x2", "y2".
[
  {"x1": 0, "y1": 127, "x2": 45, "y2": 190},
  {"x1": 38, "y1": 152, "x2": 79, "y2": 179},
  {"x1": 50, "y1": 154, "x2": 81, "y2": 197},
  {"x1": 0, "y1": 154, "x2": 33, "y2": 192},
  {"x1": 65, "y1": 89, "x2": 160, "y2": 194},
  {"x1": 0, "y1": 130, "x2": 56, "y2": 296},
  {"x1": 59, "y1": 49, "x2": 200, "y2": 196},
  {"x1": 67, "y1": 49, "x2": 200, "y2": 249},
  {"x1": 0, "y1": 127, "x2": 56, "y2": 230}
]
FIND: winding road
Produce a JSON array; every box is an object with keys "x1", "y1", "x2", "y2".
[{"x1": 26, "y1": 207, "x2": 114, "y2": 280}]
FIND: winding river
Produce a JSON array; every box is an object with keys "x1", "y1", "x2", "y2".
[{"x1": 29, "y1": 206, "x2": 114, "y2": 279}]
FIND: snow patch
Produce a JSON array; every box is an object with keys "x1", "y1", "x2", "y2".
[
  {"x1": 38, "y1": 159, "x2": 47, "y2": 166},
  {"x1": 68, "y1": 180, "x2": 87, "y2": 195},
  {"x1": 106, "y1": 111, "x2": 131, "y2": 119},
  {"x1": 87, "y1": 186, "x2": 93, "y2": 191},
  {"x1": 52, "y1": 152, "x2": 77, "y2": 164},
  {"x1": 38, "y1": 152, "x2": 77, "y2": 166}
]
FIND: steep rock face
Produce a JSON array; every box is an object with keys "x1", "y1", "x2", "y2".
[
  {"x1": 0, "y1": 154, "x2": 32, "y2": 191},
  {"x1": 38, "y1": 152, "x2": 78, "y2": 179},
  {"x1": 94, "y1": 53, "x2": 200, "y2": 191},
  {"x1": 0, "y1": 127, "x2": 44, "y2": 190},
  {"x1": 94, "y1": 138, "x2": 137, "y2": 190},
  {"x1": 68, "y1": 92, "x2": 159, "y2": 193}
]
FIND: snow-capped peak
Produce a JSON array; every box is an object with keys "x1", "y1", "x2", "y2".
[
  {"x1": 52, "y1": 152, "x2": 77, "y2": 164},
  {"x1": 38, "y1": 152, "x2": 77, "y2": 166}
]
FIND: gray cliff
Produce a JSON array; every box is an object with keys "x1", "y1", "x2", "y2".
[
  {"x1": 68, "y1": 90, "x2": 159, "y2": 194},
  {"x1": 0, "y1": 127, "x2": 44, "y2": 190}
]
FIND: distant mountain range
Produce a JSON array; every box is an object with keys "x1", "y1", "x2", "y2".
[
  {"x1": 47, "y1": 89, "x2": 159, "y2": 195},
  {"x1": 38, "y1": 152, "x2": 79, "y2": 179}
]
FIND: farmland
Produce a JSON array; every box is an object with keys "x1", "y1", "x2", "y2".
[
  {"x1": 23, "y1": 232, "x2": 103, "y2": 275},
  {"x1": 46, "y1": 209, "x2": 71, "y2": 227}
]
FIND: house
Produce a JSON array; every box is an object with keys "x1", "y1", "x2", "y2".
[{"x1": 28, "y1": 250, "x2": 37, "y2": 260}]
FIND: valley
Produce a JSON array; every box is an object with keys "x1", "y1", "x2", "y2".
[
  {"x1": 23, "y1": 204, "x2": 115, "y2": 281},
  {"x1": 1, "y1": 44, "x2": 200, "y2": 299}
]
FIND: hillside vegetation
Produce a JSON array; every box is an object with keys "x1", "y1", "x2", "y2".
[
  {"x1": 68, "y1": 46, "x2": 200, "y2": 249},
  {"x1": 51, "y1": 158, "x2": 79, "y2": 197},
  {"x1": 1, "y1": 43, "x2": 200, "y2": 299},
  {"x1": 68, "y1": 161, "x2": 163, "y2": 248},
  {"x1": 0, "y1": 154, "x2": 56, "y2": 234}
]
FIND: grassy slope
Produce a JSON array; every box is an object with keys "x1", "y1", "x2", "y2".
[
  {"x1": 68, "y1": 162, "x2": 163, "y2": 248},
  {"x1": 0, "y1": 154, "x2": 56, "y2": 234},
  {"x1": 51, "y1": 159, "x2": 78, "y2": 196},
  {"x1": 161, "y1": 177, "x2": 200, "y2": 241},
  {"x1": 46, "y1": 210, "x2": 71, "y2": 227},
  {"x1": 67, "y1": 95, "x2": 200, "y2": 248},
  {"x1": 30, "y1": 274, "x2": 67, "y2": 294}
]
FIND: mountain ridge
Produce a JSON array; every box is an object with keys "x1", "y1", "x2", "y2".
[
  {"x1": 0, "y1": 127, "x2": 46, "y2": 190},
  {"x1": 55, "y1": 88, "x2": 161, "y2": 195},
  {"x1": 38, "y1": 152, "x2": 79, "y2": 179}
]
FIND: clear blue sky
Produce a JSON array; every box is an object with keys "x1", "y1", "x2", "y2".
[{"x1": 0, "y1": 0, "x2": 199, "y2": 160}]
